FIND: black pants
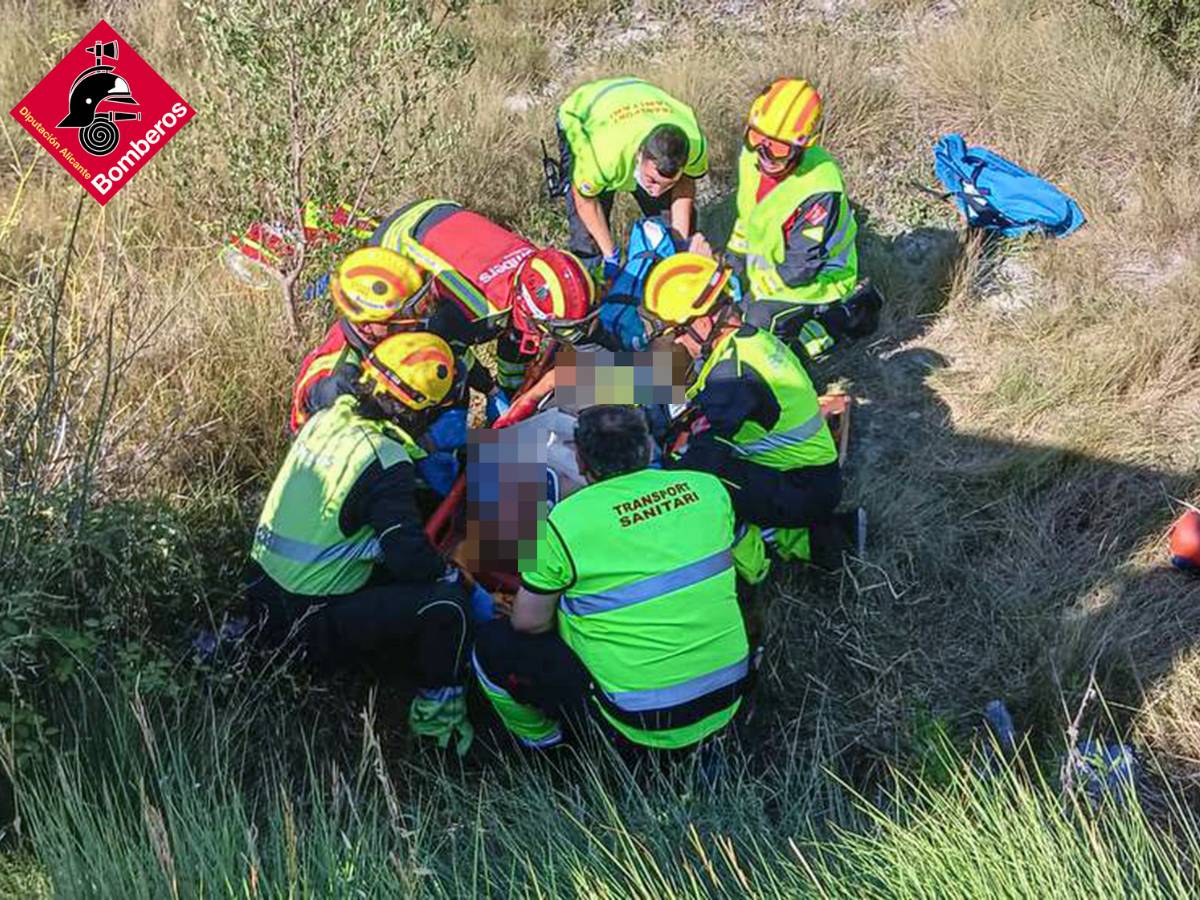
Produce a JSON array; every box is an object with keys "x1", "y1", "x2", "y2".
[
  {"x1": 558, "y1": 127, "x2": 675, "y2": 267},
  {"x1": 676, "y1": 441, "x2": 842, "y2": 529},
  {"x1": 473, "y1": 618, "x2": 595, "y2": 730},
  {"x1": 244, "y1": 562, "x2": 469, "y2": 686}
]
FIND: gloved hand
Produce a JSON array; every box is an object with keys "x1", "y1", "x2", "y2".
[
  {"x1": 409, "y1": 686, "x2": 474, "y2": 757},
  {"x1": 415, "y1": 450, "x2": 460, "y2": 497},
  {"x1": 426, "y1": 407, "x2": 467, "y2": 452},
  {"x1": 469, "y1": 582, "x2": 496, "y2": 623},
  {"x1": 602, "y1": 249, "x2": 622, "y2": 283},
  {"x1": 485, "y1": 388, "x2": 512, "y2": 425},
  {"x1": 596, "y1": 302, "x2": 649, "y2": 351}
]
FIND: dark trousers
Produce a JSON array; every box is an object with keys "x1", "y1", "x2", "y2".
[
  {"x1": 676, "y1": 442, "x2": 842, "y2": 529},
  {"x1": 244, "y1": 562, "x2": 469, "y2": 687},
  {"x1": 473, "y1": 618, "x2": 595, "y2": 730},
  {"x1": 557, "y1": 127, "x2": 675, "y2": 267}
]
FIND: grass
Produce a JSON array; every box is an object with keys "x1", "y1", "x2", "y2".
[{"x1": 1, "y1": 0, "x2": 1199, "y2": 892}]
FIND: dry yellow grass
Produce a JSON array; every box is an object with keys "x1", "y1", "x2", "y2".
[{"x1": 1, "y1": 0, "x2": 1199, "y2": 784}]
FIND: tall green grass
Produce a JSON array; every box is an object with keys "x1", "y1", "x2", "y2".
[{"x1": 13, "y1": 676, "x2": 1200, "y2": 898}]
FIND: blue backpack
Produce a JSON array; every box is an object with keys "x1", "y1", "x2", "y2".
[{"x1": 932, "y1": 134, "x2": 1085, "y2": 238}]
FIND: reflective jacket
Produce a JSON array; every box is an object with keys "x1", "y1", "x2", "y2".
[
  {"x1": 688, "y1": 326, "x2": 837, "y2": 471},
  {"x1": 523, "y1": 466, "x2": 748, "y2": 749},
  {"x1": 372, "y1": 199, "x2": 534, "y2": 335},
  {"x1": 289, "y1": 321, "x2": 367, "y2": 434},
  {"x1": 557, "y1": 78, "x2": 707, "y2": 197},
  {"x1": 252, "y1": 396, "x2": 424, "y2": 596},
  {"x1": 728, "y1": 146, "x2": 857, "y2": 306}
]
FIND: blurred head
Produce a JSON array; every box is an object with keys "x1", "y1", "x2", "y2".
[
  {"x1": 745, "y1": 78, "x2": 823, "y2": 177},
  {"x1": 331, "y1": 247, "x2": 430, "y2": 346},
  {"x1": 511, "y1": 248, "x2": 597, "y2": 355},
  {"x1": 641, "y1": 252, "x2": 733, "y2": 358},
  {"x1": 636, "y1": 124, "x2": 689, "y2": 197},
  {"x1": 573, "y1": 404, "x2": 650, "y2": 482},
  {"x1": 357, "y1": 332, "x2": 457, "y2": 427}
]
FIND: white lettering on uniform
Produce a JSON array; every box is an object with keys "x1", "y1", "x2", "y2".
[{"x1": 478, "y1": 246, "x2": 534, "y2": 285}]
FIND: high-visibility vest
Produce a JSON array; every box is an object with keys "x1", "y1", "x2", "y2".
[
  {"x1": 546, "y1": 467, "x2": 748, "y2": 749},
  {"x1": 557, "y1": 78, "x2": 707, "y2": 197},
  {"x1": 252, "y1": 396, "x2": 423, "y2": 597},
  {"x1": 688, "y1": 327, "x2": 838, "y2": 471},
  {"x1": 728, "y1": 146, "x2": 857, "y2": 306},
  {"x1": 371, "y1": 199, "x2": 533, "y2": 325}
]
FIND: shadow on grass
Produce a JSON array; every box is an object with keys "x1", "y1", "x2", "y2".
[{"x1": 742, "y1": 210, "x2": 1200, "y2": 790}]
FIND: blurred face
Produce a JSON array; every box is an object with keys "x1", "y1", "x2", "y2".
[{"x1": 636, "y1": 155, "x2": 682, "y2": 198}]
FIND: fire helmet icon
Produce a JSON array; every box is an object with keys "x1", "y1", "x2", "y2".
[{"x1": 57, "y1": 40, "x2": 141, "y2": 156}]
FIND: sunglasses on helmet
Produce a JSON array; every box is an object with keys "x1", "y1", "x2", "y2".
[{"x1": 744, "y1": 126, "x2": 803, "y2": 164}]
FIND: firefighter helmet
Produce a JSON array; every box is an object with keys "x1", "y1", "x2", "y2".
[
  {"x1": 642, "y1": 253, "x2": 731, "y2": 327},
  {"x1": 511, "y1": 248, "x2": 596, "y2": 353},
  {"x1": 331, "y1": 247, "x2": 429, "y2": 325},
  {"x1": 745, "y1": 78, "x2": 823, "y2": 163},
  {"x1": 359, "y1": 332, "x2": 456, "y2": 411}
]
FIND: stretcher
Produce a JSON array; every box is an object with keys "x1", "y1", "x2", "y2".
[{"x1": 423, "y1": 359, "x2": 853, "y2": 594}]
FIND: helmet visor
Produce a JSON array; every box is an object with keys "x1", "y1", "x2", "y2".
[
  {"x1": 744, "y1": 126, "x2": 801, "y2": 163},
  {"x1": 531, "y1": 307, "x2": 601, "y2": 345}
]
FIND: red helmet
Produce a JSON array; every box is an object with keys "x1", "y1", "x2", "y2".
[
  {"x1": 1170, "y1": 509, "x2": 1200, "y2": 572},
  {"x1": 511, "y1": 248, "x2": 596, "y2": 354}
]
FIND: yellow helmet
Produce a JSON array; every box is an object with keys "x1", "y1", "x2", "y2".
[
  {"x1": 331, "y1": 247, "x2": 428, "y2": 324},
  {"x1": 642, "y1": 253, "x2": 732, "y2": 327},
  {"x1": 359, "y1": 332, "x2": 455, "y2": 411},
  {"x1": 746, "y1": 78, "x2": 823, "y2": 151}
]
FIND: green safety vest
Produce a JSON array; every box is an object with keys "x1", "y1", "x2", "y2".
[
  {"x1": 557, "y1": 78, "x2": 708, "y2": 197},
  {"x1": 536, "y1": 467, "x2": 748, "y2": 749},
  {"x1": 688, "y1": 327, "x2": 838, "y2": 471},
  {"x1": 728, "y1": 146, "x2": 857, "y2": 305},
  {"x1": 251, "y1": 395, "x2": 423, "y2": 597},
  {"x1": 372, "y1": 198, "x2": 497, "y2": 322}
]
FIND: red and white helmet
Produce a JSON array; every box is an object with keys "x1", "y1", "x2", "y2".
[{"x1": 511, "y1": 248, "x2": 597, "y2": 354}]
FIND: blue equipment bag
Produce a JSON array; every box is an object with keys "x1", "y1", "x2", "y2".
[
  {"x1": 605, "y1": 217, "x2": 680, "y2": 304},
  {"x1": 932, "y1": 134, "x2": 1085, "y2": 238}
]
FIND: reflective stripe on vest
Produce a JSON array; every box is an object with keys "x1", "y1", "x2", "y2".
[
  {"x1": 734, "y1": 146, "x2": 857, "y2": 306},
  {"x1": 252, "y1": 396, "x2": 416, "y2": 596},
  {"x1": 253, "y1": 523, "x2": 381, "y2": 566},
  {"x1": 544, "y1": 468, "x2": 747, "y2": 748},
  {"x1": 688, "y1": 329, "x2": 837, "y2": 470},
  {"x1": 603, "y1": 655, "x2": 749, "y2": 713},
  {"x1": 561, "y1": 547, "x2": 733, "y2": 617},
  {"x1": 374, "y1": 200, "x2": 492, "y2": 319},
  {"x1": 733, "y1": 411, "x2": 825, "y2": 456}
]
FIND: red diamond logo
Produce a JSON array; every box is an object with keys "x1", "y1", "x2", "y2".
[{"x1": 9, "y1": 20, "x2": 195, "y2": 205}]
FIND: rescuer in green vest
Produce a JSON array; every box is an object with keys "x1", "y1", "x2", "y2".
[
  {"x1": 726, "y1": 77, "x2": 881, "y2": 360},
  {"x1": 555, "y1": 77, "x2": 708, "y2": 280},
  {"x1": 471, "y1": 404, "x2": 759, "y2": 752},
  {"x1": 640, "y1": 252, "x2": 867, "y2": 567},
  {"x1": 247, "y1": 332, "x2": 474, "y2": 755}
]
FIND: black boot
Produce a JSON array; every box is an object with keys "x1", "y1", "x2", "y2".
[{"x1": 808, "y1": 507, "x2": 867, "y2": 571}]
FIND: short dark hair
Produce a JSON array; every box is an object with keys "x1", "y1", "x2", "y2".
[
  {"x1": 575, "y1": 405, "x2": 650, "y2": 480},
  {"x1": 640, "y1": 124, "x2": 689, "y2": 179}
]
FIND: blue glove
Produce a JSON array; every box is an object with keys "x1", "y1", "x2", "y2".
[
  {"x1": 426, "y1": 407, "x2": 467, "y2": 452},
  {"x1": 596, "y1": 302, "x2": 649, "y2": 351},
  {"x1": 485, "y1": 389, "x2": 511, "y2": 425},
  {"x1": 415, "y1": 450, "x2": 459, "y2": 497},
  {"x1": 469, "y1": 582, "x2": 496, "y2": 623},
  {"x1": 602, "y1": 250, "x2": 622, "y2": 283},
  {"x1": 727, "y1": 270, "x2": 745, "y2": 306}
]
